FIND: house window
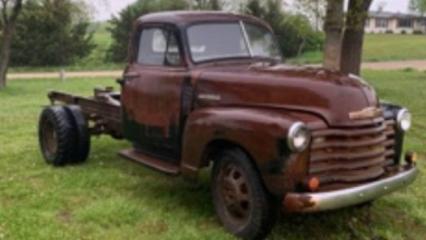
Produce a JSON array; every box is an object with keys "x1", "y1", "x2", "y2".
[
  {"x1": 375, "y1": 18, "x2": 388, "y2": 28},
  {"x1": 398, "y1": 18, "x2": 413, "y2": 28}
]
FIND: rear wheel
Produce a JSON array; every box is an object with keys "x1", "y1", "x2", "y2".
[
  {"x1": 212, "y1": 149, "x2": 277, "y2": 240},
  {"x1": 38, "y1": 105, "x2": 91, "y2": 166},
  {"x1": 38, "y1": 106, "x2": 76, "y2": 166},
  {"x1": 65, "y1": 105, "x2": 91, "y2": 163}
]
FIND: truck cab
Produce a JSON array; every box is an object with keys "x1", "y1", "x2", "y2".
[{"x1": 39, "y1": 11, "x2": 418, "y2": 240}]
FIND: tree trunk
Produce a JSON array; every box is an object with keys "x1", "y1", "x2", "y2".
[
  {"x1": 0, "y1": 0, "x2": 23, "y2": 90},
  {"x1": 0, "y1": 26, "x2": 15, "y2": 89},
  {"x1": 323, "y1": 0, "x2": 344, "y2": 71},
  {"x1": 340, "y1": 0, "x2": 373, "y2": 75}
]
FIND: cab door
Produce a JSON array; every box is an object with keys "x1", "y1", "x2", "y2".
[{"x1": 121, "y1": 25, "x2": 191, "y2": 161}]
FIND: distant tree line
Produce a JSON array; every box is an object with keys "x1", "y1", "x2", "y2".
[
  {"x1": 3, "y1": 0, "x2": 323, "y2": 67},
  {"x1": 1, "y1": 0, "x2": 324, "y2": 89}
]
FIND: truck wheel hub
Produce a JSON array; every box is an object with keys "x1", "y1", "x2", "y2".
[{"x1": 220, "y1": 164, "x2": 251, "y2": 222}]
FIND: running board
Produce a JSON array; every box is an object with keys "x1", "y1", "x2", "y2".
[{"x1": 119, "y1": 149, "x2": 180, "y2": 175}]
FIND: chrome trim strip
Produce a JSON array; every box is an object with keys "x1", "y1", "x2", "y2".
[
  {"x1": 240, "y1": 20, "x2": 253, "y2": 57},
  {"x1": 284, "y1": 167, "x2": 418, "y2": 212}
]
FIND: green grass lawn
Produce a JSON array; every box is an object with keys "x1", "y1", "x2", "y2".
[
  {"x1": 291, "y1": 34, "x2": 426, "y2": 64},
  {"x1": 0, "y1": 70, "x2": 425, "y2": 239}
]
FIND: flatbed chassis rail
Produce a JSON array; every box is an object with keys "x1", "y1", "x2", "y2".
[{"x1": 48, "y1": 87, "x2": 123, "y2": 139}]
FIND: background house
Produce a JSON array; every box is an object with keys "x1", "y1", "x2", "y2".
[{"x1": 365, "y1": 11, "x2": 426, "y2": 34}]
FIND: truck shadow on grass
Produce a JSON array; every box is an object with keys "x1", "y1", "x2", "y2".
[
  {"x1": 91, "y1": 140, "x2": 425, "y2": 240},
  {"x1": 118, "y1": 168, "x2": 418, "y2": 239}
]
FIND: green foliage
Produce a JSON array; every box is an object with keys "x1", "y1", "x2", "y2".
[
  {"x1": 410, "y1": 0, "x2": 426, "y2": 15},
  {"x1": 193, "y1": 0, "x2": 222, "y2": 10},
  {"x1": 10, "y1": 0, "x2": 95, "y2": 66},
  {"x1": 243, "y1": 0, "x2": 323, "y2": 58},
  {"x1": 106, "y1": 0, "x2": 188, "y2": 63}
]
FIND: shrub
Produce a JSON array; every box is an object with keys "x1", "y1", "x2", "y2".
[
  {"x1": 279, "y1": 14, "x2": 324, "y2": 57},
  {"x1": 243, "y1": 0, "x2": 324, "y2": 58},
  {"x1": 11, "y1": 0, "x2": 95, "y2": 66}
]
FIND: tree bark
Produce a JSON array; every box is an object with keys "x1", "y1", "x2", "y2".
[
  {"x1": 0, "y1": 26, "x2": 15, "y2": 88},
  {"x1": 340, "y1": 0, "x2": 373, "y2": 75},
  {"x1": 0, "y1": 0, "x2": 23, "y2": 89},
  {"x1": 323, "y1": 0, "x2": 344, "y2": 71}
]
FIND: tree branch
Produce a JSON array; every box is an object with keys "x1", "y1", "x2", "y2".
[
  {"x1": 1, "y1": 0, "x2": 9, "y2": 25},
  {"x1": 10, "y1": 0, "x2": 23, "y2": 22}
]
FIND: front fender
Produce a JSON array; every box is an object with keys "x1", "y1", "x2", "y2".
[{"x1": 181, "y1": 107, "x2": 324, "y2": 195}]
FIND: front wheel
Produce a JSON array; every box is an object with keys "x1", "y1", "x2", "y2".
[{"x1": 212, "y1": 149, "x2": 278, "y2": 240}]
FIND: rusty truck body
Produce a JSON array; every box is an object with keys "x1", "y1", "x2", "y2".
[{"x1": 38, "y1": 11, "x2": 418, "y2": 239}]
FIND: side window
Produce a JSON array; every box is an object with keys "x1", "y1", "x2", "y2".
[{"x1": 137, "y1": 27, "x2": 182, "y2": 66}]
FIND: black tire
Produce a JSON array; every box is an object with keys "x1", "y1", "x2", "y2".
[
  {"x1": 212, "y1": 149, "x2": 277, "y2": 240},
  {"x1": 65, "y1": 105, "x2": 91, "y2": 163},
  {"x1": 38, "y1": 106, "x2": 76, "y2": 166}
]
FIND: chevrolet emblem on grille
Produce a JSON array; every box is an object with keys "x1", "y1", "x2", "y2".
[{"x1": 349, "y1": 107, "x2": 383, "y2": 120}]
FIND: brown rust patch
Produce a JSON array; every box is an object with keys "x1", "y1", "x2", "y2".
[{"x1": 282, "y1": 194, "x2": 316, "y2": 212}]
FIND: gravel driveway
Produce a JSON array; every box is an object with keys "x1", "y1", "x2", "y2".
[{"x1": 7, "y1": 60, "x2": 426, "y2": 80}]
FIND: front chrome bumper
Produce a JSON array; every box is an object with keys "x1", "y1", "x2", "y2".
[{"x1": 283, "y1": 166, "x2": 418, "y2": 212}]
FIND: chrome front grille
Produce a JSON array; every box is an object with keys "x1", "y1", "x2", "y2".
[
  {"x1": 384, "y1": 119, "x2": 397, "y2": 166},
  {"x1": 309, "y1": 117, "x2": 397, "y2": 191}
]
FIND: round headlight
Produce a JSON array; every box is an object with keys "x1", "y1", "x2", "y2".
[
  {"x1": 397, "y1": 109, "x2": 411, "y2": 132},
  {"x1": 287, "y1": 122, "x2": 311, "y2": 152}
]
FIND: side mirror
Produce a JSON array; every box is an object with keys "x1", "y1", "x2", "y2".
[{"x1": 116, "y1": 78, "x2": 125, "y2": 86}]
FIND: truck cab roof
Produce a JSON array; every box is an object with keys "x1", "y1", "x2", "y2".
[{"x1": 137, "y1": 11, "x2": 272, "y2": 30}]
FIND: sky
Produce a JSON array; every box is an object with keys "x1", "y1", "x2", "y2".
[{"x1": 90, "y1": 0, "x2": 411, "y2": 21}]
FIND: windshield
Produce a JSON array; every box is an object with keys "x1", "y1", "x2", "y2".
[{"x1": 187, "y1": 22, "x2": 281, "y2": 63}]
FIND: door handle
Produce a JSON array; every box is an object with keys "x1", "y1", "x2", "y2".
[
  {"x1": 124, "y1": 72, "x2": 140, "y2": 79},
  {"x1": 116, "y1": 78, "x2": 125, "y2": 86},
  {"x1": 118, "y1": 72, "x2": 140, "y2": 86}
]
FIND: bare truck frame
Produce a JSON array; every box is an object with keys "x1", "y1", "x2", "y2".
[{"x1": 48, "y1": 88, "x2": 122, "y2": 139}]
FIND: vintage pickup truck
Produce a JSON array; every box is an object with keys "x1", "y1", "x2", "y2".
[{"x1": 38, "y1": 11, "x2": 418, "y2": 239}]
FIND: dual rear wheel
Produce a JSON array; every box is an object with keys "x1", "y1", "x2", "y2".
[{"x1": 38, "y1": 105, "x2": 90, "y2": 166}]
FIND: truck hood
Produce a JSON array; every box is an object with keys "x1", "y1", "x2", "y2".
[{"x1": 194, "y1": 64, "x2": 379, "y2": 127}]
